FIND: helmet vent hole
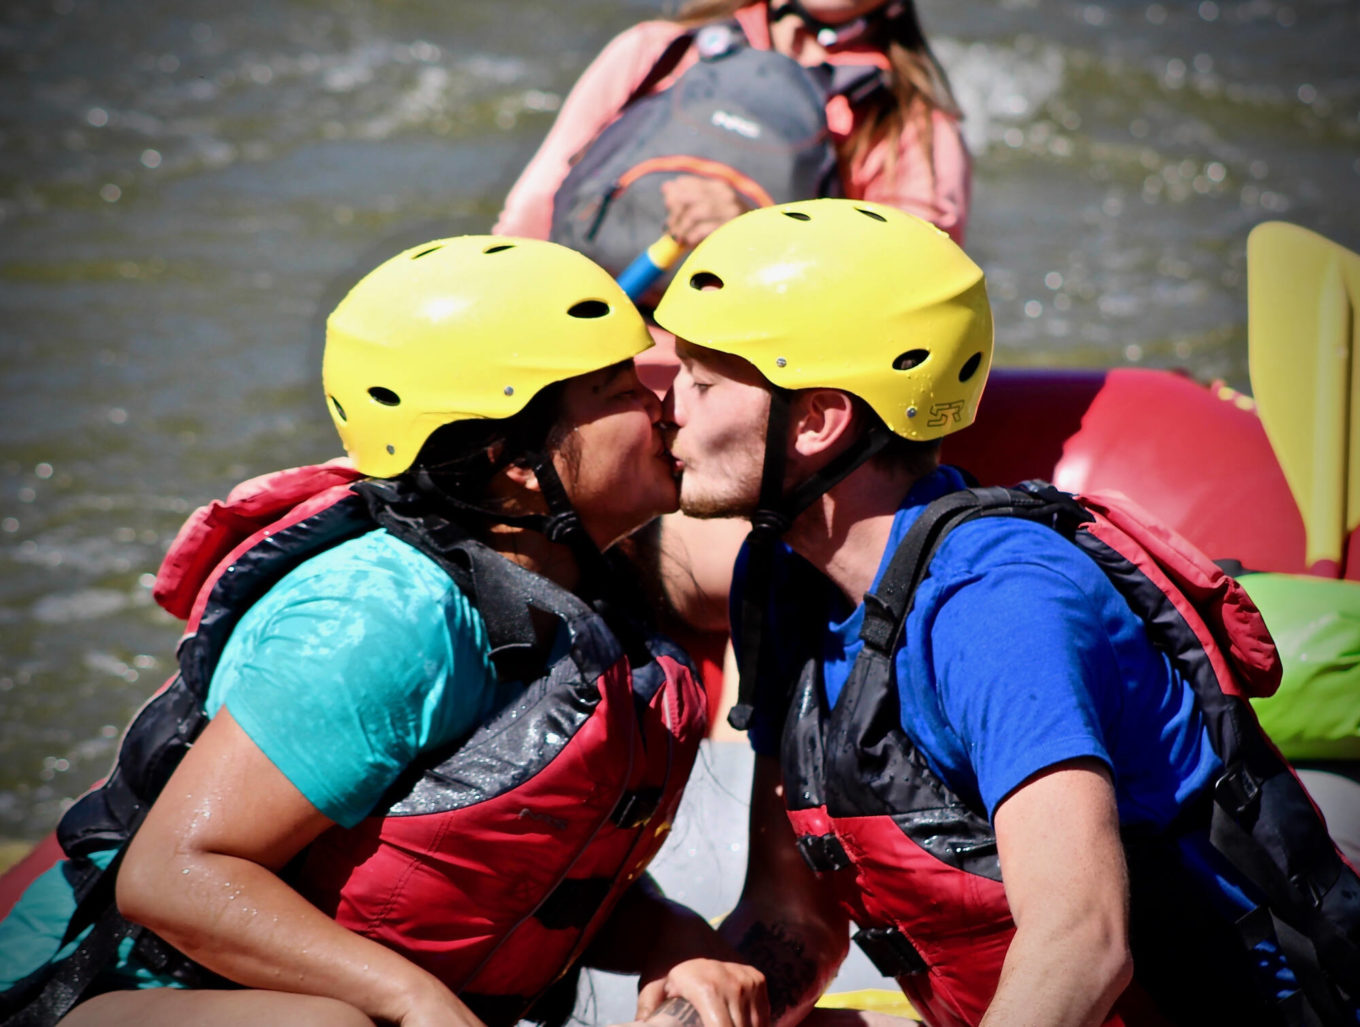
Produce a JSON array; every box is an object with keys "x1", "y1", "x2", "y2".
[
  {"x1": 483, "y1": 243, "x2": 515, "y2": 254},
  {"x1": 568, "y1": 299, "x2": 611, "y2": 319},
  {"x1": 893, "y1": 349, "x2": 931, "y2": 371},
  {"x1": 782, "y1": 211, "x2": 812, "y2": 222},
  {"x1": 855, "y1": 207, "x2": 887, "y2": 222},
  {"x1": 411, "y1": 246, "x2": 442, "y2": 260},
  {"x1": 369, "y1": 386, "x2": 401, "y2": 407},
  {"x1": 330, "y1": 396, "x2": 347, "y2": 422},
  {"x1": 959, "y1": 352, "x2": 983, "y2": 382},
  {"x1": 689, "y1": 271, "x2": 724, "y2": 291}
]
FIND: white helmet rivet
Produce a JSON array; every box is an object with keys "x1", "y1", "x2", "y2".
[
  {"x1": 775, "y1": 357, "x2": 787, "y2": 368},
  {"x1": 504, "y1": 385, "x2": 514, "y2": 396},
  {"x1": 906, "y1": 406, "x2": 918, "y2": 418}
]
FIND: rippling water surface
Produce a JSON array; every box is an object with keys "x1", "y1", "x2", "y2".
[{"x1": 1, "y1": 0, "x2": 1357, "y2": 859}]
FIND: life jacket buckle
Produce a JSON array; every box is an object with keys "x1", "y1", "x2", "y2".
[
  {"x1": 1214, "y1": 764, "x2": 1262, "y2": 817},
  {"x1": 852, "y1": 925, "x2": 929, "y2": 977},
  {"x1": 795, "y1": 832, "x2": 851, "y2": 872}
]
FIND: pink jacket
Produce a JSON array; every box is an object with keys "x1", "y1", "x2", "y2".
[{"x1": 494, "y1": 4, "x2": 970, "y2": 244}]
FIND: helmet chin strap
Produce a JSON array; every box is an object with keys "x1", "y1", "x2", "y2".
[
  {"x1": 413, "y1": 454, "x2": 606, "y2": 578},
  {"x1": 526, "y1": 454, "x2": 613, "y2": 579},
  {"x1": 411, "y1": 456, "x2": 654, "y2": 665},
  {"x1": 728, "y1": 391, "x2": 892, "y2": 730},
  {"x1": 769, "y1": 0, "x2": 907, "y2": 50}
]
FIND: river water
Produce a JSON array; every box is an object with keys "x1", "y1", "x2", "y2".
[{"x1": 0, "y1": 0, "x2": 1357, "y2": 1005}]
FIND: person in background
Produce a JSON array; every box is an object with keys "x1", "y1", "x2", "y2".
[
  {"x1": 497, "y1": 0, "x2": 969, "y2": 250},
  {"x1": 648, "y1": 198, "x2": 1359, "y2": 1025},
  {"x1": 0, "y1": 238, "x2": 766, "y2": 1027}
]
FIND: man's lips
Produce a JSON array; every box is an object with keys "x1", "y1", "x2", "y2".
[{"x1": 655, "y1": 431, "x2": 684, "y2": 473}]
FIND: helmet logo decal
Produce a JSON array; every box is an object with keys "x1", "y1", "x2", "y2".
[{"x1": 927, "y1": 400, "x2": 964, "y2": 427}]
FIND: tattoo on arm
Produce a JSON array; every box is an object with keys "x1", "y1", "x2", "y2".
[
  {"x1": 656, "y1": 997, "x2": 705, "y2": 1027},
  {"x1": 735, "y1": 921, "x2": 820, "y2": 1021}
]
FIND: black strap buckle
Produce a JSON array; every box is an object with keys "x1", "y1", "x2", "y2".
[
  {"x1": 795, "y1": 832, "x2": 851, "y2": 872},
  {"x1": 1214, "y1": 764, "x2": 1262, "y2": 817},
  {"x1": 852, "y1": 926, "x2": 929, "y2": 977}
]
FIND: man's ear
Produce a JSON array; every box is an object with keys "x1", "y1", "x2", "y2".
[{"x1": 790, "y1": 388, "x2": 857, "y2": 459}]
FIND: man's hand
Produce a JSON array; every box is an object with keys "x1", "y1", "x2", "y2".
[
  {"x1": 718, "y1": 756, "x2": 851, "y2": 1027},
  {"x1": 635, "y1": 958, "x2": 768, "y2": 1027}
]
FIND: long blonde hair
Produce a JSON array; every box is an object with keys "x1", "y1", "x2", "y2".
[{"x1": 671, "y1": 0, "x2": 960, "y2": 180}]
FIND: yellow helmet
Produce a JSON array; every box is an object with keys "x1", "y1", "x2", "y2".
[
  {"x1": 653, "y1": 198, "x2": 992, "y2": 441},
  {"x1": 323, "y1": 236, "x2": 653, "y2": 477}
]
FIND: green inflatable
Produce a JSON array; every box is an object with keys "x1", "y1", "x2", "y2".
[{"x1": 1241, "y1": 572, "x2": 1360, "y2": 762}]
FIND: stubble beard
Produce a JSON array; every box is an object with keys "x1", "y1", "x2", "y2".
[{"x1": 677, "y1": 463, "x2": 762, "y2": 520}]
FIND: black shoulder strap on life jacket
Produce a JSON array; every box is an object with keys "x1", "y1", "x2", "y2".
[
  {"x1": 867, "y1": 479, "x2": 1360, "y2": 1021},
  {"x1": 859, "y1": 483, "x2": 1071, "y2": 655}
]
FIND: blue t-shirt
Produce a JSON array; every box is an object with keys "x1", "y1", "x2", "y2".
[
  {"x1": 744, "y1": 467, "x2": 1219, "y2": 824},
  {"x1": 0, "y1": 528, "x2": 503, "y2": 989},
  {"x1": 738, "y1": 467, "x2": 1307, "y2": 1004}
]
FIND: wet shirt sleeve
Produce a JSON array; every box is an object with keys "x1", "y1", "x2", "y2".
[{"x1": 205, "y1": 532, "x2": 499, "y2": 829}]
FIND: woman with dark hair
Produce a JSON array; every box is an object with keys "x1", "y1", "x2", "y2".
[
  {"x1": 0, "y1": 237, "x2": 765, "y2": 1027},
  {"x1": 496, "y1": 0, "x2": 969, "y2": 249}
]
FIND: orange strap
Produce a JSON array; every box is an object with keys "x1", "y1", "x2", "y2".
[{"x1": 615, "y1": 155, "x2": 776, "y2": 208}]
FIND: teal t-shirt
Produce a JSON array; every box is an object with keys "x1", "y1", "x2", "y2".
[
  {"x1": 207, "y1": 528, "x2": 501, "y2": 828},
  {"x1": 0, "y1": 528, "x2": 502, "y2": 988}
]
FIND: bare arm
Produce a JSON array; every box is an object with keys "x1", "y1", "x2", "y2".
[
  {"x1": 586, "y1": 875, "x2": 767, "y2": 1027},
  {"x1": 719, "y1": 754, "x2": 851, "y2": 1027},
  {"x1": 981, "y1": 758, "x2": 1133, "y2": 1027},
  {"x1": 627, "y1": 755, "x2": 847, "y2": 1027},
  {"x1": 117, "y1": 707, "x2": 482, "y2": 1027}
]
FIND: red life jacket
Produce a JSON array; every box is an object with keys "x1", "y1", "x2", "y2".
[
  {"x1": 9, "y1": 464, "x2": 706, "y2": 1027},
  {"x1": 779, "y1": 483, "x2": 1360, "y2": 1027},
  {"x1": 297, "y1": 486, "x2": 707, "y2": 1024}
]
